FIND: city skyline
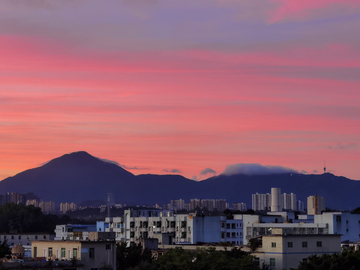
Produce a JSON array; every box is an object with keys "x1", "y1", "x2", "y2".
[{"x1": 1, "y1": 0, "x2": 359, "y2": 181}]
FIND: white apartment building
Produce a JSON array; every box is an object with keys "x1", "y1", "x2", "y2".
[
  {"x1": 104, "y1": 209, "x2": 260, "y2": 246},
  {"x1": 282, "y1": 193, "x2": 296, "y2": 211},
  {"x1": 252, "y1": 193, "x2": 271, "y2": 211},
  {"x1": 54, "y1": 224, "x2": 97, "y2": 241},
  {"x1": 252, "y1": 188, "x2": 301, "y2": 212},
  {"x1": 314, "y1": 212, "x2": 360, "y2": 242}
]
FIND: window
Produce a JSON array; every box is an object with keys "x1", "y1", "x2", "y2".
[
  {"x1": 226, "y1": 224, "x2": 230, "y2": 229},
  {"x1": 43, "y1": 235, "x2": 46, "y2": 239},
  {"x1": 221, "y1": 232, "x2": 225, "y2": 238},
  {"x1": 288, "y1": 242, "x2": 293, "y2": 248},
  {"x1": 181, "y1": 232, "x2": 187, "y2": 238},
  {"x1": 221, "y1": 222, "x2": 225, "y2": 228},
  {"x1": 48, "y1": 247, "x2": 53, "y2": 258},
  {"x1": 3, "y1": 236, "x2": 6, "y2": 240},
  {"x1": 106, "y1": 244, "x2": 111, "y2": 250},
  {"x1": 89, "y1": 248, "x2": 95, "y2": 259},
  {"x1": 61, "y1": 248, "x2": 66, "y2": 258},
  {"x1": 270, "y1": 258, "x2": 275, "y2": 267},
  {"x1": 11, "y1": 236, "x2": 14, "y2": 239},
  {"x1": 130, "y1": 222, "x2": 135, "y2": 228},
  {"x1": 271, "y1": 242, "x2": 276, "y2": 248},
  {"x1": 317, "y1": 241, "x2": 322, "y2": 247},
  {"x1": 302, "y1": 242, "x2": 308, "y2": 248},
  {"x1": 181, "y1": 221, "x2": 186, "y2": 228},
  {"x1": 170, "y1": 221, "x2": 175, "y2": 228},
  {"x1": 19, "y1": 236, "x2": 21, "y2": 239},
  {"x1": 231, "y1": 224, "x2": 236, "y2": 229},
  {"x1": 35, "y1": 235, "x2": 38, "y2": 239},
  {"x1": 34, "y1": 247, "x2": 37, "y2": 258},
  {"x1": 254, "y1": 257, "x2": 260, "y2": 266},
  {"x1": 73, "y1": 248, "x2": 77, "y2": 258},
  {"x1": 226, "y1": 232, "x2": 230, "y2": 238}
]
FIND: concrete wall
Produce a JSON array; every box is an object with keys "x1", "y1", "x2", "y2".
[{"x1": 81, "y1": 241, "x2": 117, "y2": 270}]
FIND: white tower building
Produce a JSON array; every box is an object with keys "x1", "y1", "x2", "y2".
[{"x1": 271, "y1": 188, "x2": 281, "y2": 212}]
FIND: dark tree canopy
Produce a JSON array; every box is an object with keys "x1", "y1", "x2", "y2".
[
  {"x1": 0, "y1": 203, "x2": 72, "y2": 233},
  {"x1": 294, "y1": 249, "x2": 360, "y2": 270}
]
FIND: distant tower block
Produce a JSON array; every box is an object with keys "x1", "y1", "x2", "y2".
[
  {"x1": 107, "y1": 193, "x2": 115, "y2": 217},
  {"x1": 107, "y1": 193, "x2": 115, "y2": 206},
  {"x1": 324, "y1": 161, "x2": 326, "y2": 174},
  {"x1": 271, "y1": 188, "x2": 281, "y2": 212}
]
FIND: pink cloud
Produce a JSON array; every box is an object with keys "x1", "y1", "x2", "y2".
[{"x1": 270, "y1": 0, "x2": 360, "y2": 23}]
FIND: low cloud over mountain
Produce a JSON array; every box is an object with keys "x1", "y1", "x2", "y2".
[{"x1": 221, "y1": 163, "x2": 298, "y2": 176}]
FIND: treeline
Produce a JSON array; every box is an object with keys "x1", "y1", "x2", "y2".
[
  {"x1": 294, "y1": 248, "x2": 360, "y2": 270},
  {"x1": 0, "y1": 203, "x2": 79, "y2": 233},
  {"x1": 116, "y1": 243, "x2": 263, "y2": 270}
]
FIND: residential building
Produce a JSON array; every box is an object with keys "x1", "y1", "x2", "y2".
[
  {"x1": 26, "y1": 199, "x2": 40, "y2": 207},
  {"x1": 307, "y1": 195, "x2": 325, "y2": 215},
  {"x1": 32, "y1": 240, "x2": 116, "y2": 270},
  {"x1": 39, "y1": 201, "x2": 55, "y2": 214},
  {"x1": 232, "y1": 202, "x2": 246, "y2": 211},
  {"x1": 54, "y1": 224, "x2": 97, "y2": 241},
  {"x1": 252, "y1": 193, "x2": 271, "y2": 211},
  {"x1": 314, "y1": 212, "x2": 360, "y2": 242},
  {"x1": 252, "y1": 234, "x2": 341, "y2": 270},
  {"x1": 60, "y1": 202, "x2": 78, "y2": 214},
  {"x1": 0, "y1": 233, "x2": 54, "y2": 246},
  {"x1": 170, "y1": 199, "x2": 185, "y2": 211},
  {"x1": 282, "y1": 193, "x2": 296, "y2": 211},
  {"x1": 252, "y1": 188, "x2": 302, "y2": 212}
]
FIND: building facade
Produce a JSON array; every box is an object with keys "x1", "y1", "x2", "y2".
[{"x1": 252, "y1": 234, "x2": 341, "y2": 270}]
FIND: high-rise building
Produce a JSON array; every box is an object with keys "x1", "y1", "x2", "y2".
[
  {"x1": 26, "y1": 199, "x2": 40, "y2": 207},
  {"x1": 283, "y1": 193, "x2": 297, "y2": 211},
  {"x1": 39, "y1": 201, "x2": 55, "y2": 214},
  {"x1": 170, "y1": 199, "x2": 185, "y2": 210},
  {"x1": 252, "y1": 193, "x2": 271, "y2": 211},
  {"x1": 252, "y1": 188, "x2": 301, "y2": 212},
  {"x1": 190, "y1": 199, "x2": 201, "y2": 210},
  {"x1": 307, "y1": 195, "x2": 325, "y2": 215},
  {"x1": 232, "y1": 202, "x2": 246, "y2": 211},
  {"x1": 60, "y1": 202, "x2": 78, "y2": 214}
]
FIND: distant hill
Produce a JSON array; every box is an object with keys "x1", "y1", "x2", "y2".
[{"x1": 0, "y1": 151, "x2": 359, "y2": 210}]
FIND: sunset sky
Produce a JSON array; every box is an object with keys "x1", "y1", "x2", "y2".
[{"x1": 1, "y1": 0, "x2": 359, "y2": 181}]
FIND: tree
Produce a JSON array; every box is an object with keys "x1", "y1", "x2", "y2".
[
  {"x1": 294, "y1": 249, "x2": 360, "y2": 270},
  {"x1": 0, "y1": 240, "x2": 10, "y2": 258},
  {"x1": 116, "y1": 242, "x2": 153, "y2": 270},
  {"x1": 155, "y1": 247, "x2": 260, "y2": 270}
]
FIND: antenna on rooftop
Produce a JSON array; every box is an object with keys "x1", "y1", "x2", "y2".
[{"x1": 323, "y1": 160, "x2": 326, "y2": 174}]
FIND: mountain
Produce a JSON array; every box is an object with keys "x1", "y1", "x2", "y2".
[{"x1": 0, "y1": 151, "x2": 359, "y2": 210}]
